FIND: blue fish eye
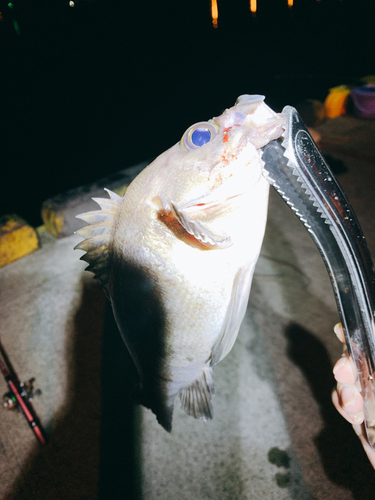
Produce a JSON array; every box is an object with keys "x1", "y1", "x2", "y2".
[
  {"x1": 191, "y1": 128, "x2": 211, "y2": 147},
  {"x1": 181, "y1": 121, "x2": 218, "y2": 151}
]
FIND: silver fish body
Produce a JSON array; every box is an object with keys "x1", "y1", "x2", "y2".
[{"x1": 76, "y1": 95, "x2": 285, "y2": 430}]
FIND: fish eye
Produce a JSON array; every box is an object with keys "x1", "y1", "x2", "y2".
[{"x1": 181, "y1": 121, "x2": 218, "y2": 151}]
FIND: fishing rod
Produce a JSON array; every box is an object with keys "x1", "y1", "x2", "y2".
[{"x1": 0, "y1": 341, "x2": 48, "y2": 445}]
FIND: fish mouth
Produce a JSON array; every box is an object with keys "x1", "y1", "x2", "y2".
[
  {"x1": 216, "y1": 94, "x2": 286, "y2": 150},
  {"x1": 235, "y1": 94, "x2": 266, "y2": 112}
]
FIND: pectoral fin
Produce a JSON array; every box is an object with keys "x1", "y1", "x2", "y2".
[
  {"x1": 168, "y1": 200, "x2": 232, "y2": 249},
  {"x1": 210, "y1": 265, "x2": 254, "y2": 366}
]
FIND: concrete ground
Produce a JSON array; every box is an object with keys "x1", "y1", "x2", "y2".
[{"x1": 1, "y1": 114, "x2": 375, "y2": 499}]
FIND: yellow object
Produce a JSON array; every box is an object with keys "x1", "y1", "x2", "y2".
[
  {"x1": 211, "y1": 0, "x2": 218, "y2": 28},
  {"x1": 41, "y1": 205, "x2": 64, "y2": 238},
  {"x1": 114, "y1": 184, "x2": 127, "y2": 197},
  {"x1": 250, "y1": 0, "x2": 257, "y2": 14},
  {"x1": 361, "y1": 75, "x2": 375, "y2": 84},
  {"x1": 324, "y1": 85, "x2": 351, "y2": 119},
  {"x1": 0, "y1": 215, "x2": 39, "y2": 268}
]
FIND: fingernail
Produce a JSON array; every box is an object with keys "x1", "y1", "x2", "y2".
[
  {"x1": 352, "y1": 413, "x2": 364, "y2": 424},
  {"x1": 341, "y1": 386, "x2": 357, "y2": 408},
  {"x1": 334, "y1": 323, "x2": 342, "y2": 336}
]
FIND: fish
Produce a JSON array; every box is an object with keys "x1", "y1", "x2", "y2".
[{"x1": 75, "y1": 94, "x2": 286, "y2": 431}]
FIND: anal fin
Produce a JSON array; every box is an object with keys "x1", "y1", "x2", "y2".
[{"x1": 179, "y1": 368, "x2": 214, "y2": 421}]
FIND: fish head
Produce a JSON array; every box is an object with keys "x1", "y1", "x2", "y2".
[{"x1": 146, "y1": 94, "x2": 286, "y2": 209}]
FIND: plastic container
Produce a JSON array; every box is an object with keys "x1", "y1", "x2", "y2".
[{"x1": 351, "y1": 84, "x2": 375, "y2": 119}]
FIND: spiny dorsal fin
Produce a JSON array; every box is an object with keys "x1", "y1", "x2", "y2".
[
  {"x1": 74, "y1": 188, "x2": 122, "y2": 293},
  {"x1": 179, "y1": 368, "x2": 215, "y2": 421}
]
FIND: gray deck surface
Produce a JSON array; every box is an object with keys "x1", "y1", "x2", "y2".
[{"x1": 1, "y1": 115, "x2": 375, "y2": 499}]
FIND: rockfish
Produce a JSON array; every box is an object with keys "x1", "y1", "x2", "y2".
[{"x1": 75, "y1": 95, "x2": 285, "y2": 431}]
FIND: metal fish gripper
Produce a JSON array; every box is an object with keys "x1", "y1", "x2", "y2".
[{"x1": 262, "y1": 106, "x2": 375, "y2": 449}]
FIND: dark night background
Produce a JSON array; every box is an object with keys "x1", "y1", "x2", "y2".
[{"x1": 1, "y1": 0, "x2": 374, "y2": 226}]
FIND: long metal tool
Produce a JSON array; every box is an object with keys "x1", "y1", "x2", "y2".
[{"x1": 262, "y1": 106, "x2": 375, "y2": 449}]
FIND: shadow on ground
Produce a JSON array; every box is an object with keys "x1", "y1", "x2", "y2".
[
  {"x1": 3, "y1": 280, "x2": 141, "y2": 500},
  {"x1": 98, "y1": 300, "x2": 142, "y2": 500},
  {"x1": 286, "y1": 323, "x2": 375, "y2": 500}
]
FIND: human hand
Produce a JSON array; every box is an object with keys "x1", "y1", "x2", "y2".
[{"x1": 332, "y1": 322, "x2": 375, "y2": 468}]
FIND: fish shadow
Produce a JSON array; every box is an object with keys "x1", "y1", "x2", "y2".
[
  {"x1": 98, "y1": 299, "x2": 142, "y2": 500},
  {"x1": 3, "y1": 280, "x2": 104, "y2": 499},
  {"x1": 110, "y1": 257, "x2": 171, "y2": 431},
  {"x1": 3, "y1": 279, "x2": 142, "y2": 500},
  {"x1": 285, "y1": 323, "x2": 375, "y2": 499}
]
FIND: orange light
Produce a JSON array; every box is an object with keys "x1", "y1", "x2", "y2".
[
  {"x1": 288, "y1": 0, "x2": 293, "y2": 7},
  {"x1": 250, "y1": 0, "x2": 257, "y2": 15},
  {"x1": 211, "y1": 0, "x2": 218, "y2": 28}
]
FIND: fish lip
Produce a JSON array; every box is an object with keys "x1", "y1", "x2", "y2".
[
  {"x1": 235, "y1": 94, "x2": 265, "y2": 106},
  {"x1": 218, "y1": 95, "x2": 286, "y2": 143}
]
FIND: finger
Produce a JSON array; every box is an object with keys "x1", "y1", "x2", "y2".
[
  {"x1": 337, "y1": 382, "x2": 364, "y2": 415},
  {"x1": 334, "y1": 322, "x2": 345, "y2": 344},
  {"x1": 353, "y1": 424, "x2": 375, "y2": 469},
  {"x1": 332, "y1": 388, "x2": 364, "y2": 425},
  {"x1": 333, "y1": 351, "x2": 357, "y2": 384},
  {"x1": 332, "y1": 324, "x2": 375, "y2": 469}
]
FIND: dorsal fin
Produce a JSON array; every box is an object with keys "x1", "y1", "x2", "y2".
[{"x1": 74, "y1": 188, "x2": 122, "y2": 294}]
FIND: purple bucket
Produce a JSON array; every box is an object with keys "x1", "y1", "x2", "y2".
[{"x1": 351, "y1": 84, "x2": 375, "y2": 119}]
